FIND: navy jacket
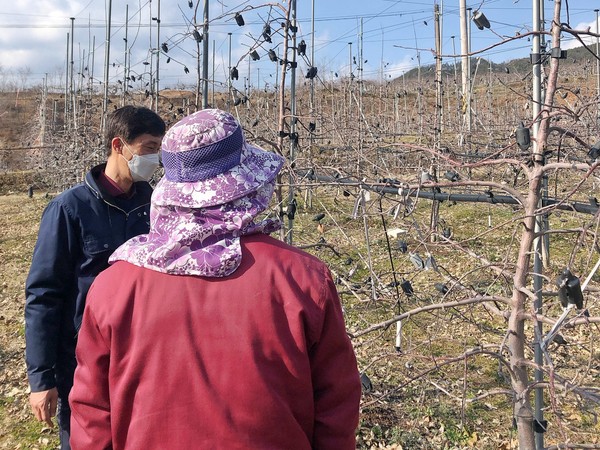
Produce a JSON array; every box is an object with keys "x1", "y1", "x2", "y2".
[{"x1": 25, "y1": 164, "x2": 153, "y2": 397}]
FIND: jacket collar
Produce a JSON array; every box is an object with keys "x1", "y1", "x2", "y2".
[{"x1": 85, "y1": 163, "x2": 111, "y2": 200}]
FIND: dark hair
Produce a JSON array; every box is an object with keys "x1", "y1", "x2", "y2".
[{"x1": 105, "y1": 106, "x2": 166, "y2": 156}]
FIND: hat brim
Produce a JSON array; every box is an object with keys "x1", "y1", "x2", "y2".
[{"x1": 152, "y1": 143, "x2": 284, "y2": 208}]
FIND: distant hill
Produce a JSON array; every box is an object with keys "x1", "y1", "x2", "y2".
[{"x1": 402, "y1": 44, "x2": 596, "y2": 80}]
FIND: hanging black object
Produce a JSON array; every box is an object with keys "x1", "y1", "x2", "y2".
[
  {"x1": 434, "y1": 283, "x2": 448, "y2": 294},
  {"x1": 234, "y1": 13, "x2": 245, "y2": 26},
  {"x1": 250, "y1": 50, "x2": 260, "y2": 61},
  {"x1": 286, "y1": 199, "x2": 297, "y2": 220},
  {"x1": 397, "y1": 240, "x2": 408, "y2": 254},
  {"x1": 308, "y1": 122, "x2": 316, "y2": 132},
  {"x1": 516, "y1": 122, "x2": 531, "y2": 151},
  {"x1": 555, "y1": 268, "x2": 584, "y2": 309},
  {"x1": 161, "y1": 43, "x2": 169, "y2": 53},
  {"x1": 268, "y1": 49, "x2": 278, "y2": 62},
  {"x1": 554, "y1": 334, "x2": 568, "y2": 346},
  {"x1": 192, "y1": 30, "x2": 203, "y2": 43},
  {"x1": 298, "y1": 40, "x2": 307, "y2": 56},
  {"x1": 360, "y1": 372, "x2": 373, "y2": 393},
  {"x1": 233, "y1": 96, "x2": 241, "y2": 106},
  {"x1": 589, "y1": 141, "x2": 600, "y2": 161},
  {"x1": 230, "y1": 66, "x2": 239, "y2": 80},
  {"x1": 262, "y1": 23, "x2": 272, "y2": 43},
  {"x1": 444, "y1": 170, "x2": 460, "y2": 182},
  {"x1": 183, "y1": 66, "x2": 189, "y2": 74},
  {"x1": 313, "y1": 213, "x2": 325, "y2": 222},
  {"x1": 533, "y1": 419, "x2": 548, "y2": 434},
  {"x1": 472, "y1": 10, "x2": 491, "y2": 30},
  {"x1": 400, "y1": 280, "x2": 414, "y2": 297},
  {"x1": 188, "y1": 0, "x2": 193, "y2": 7},
  {"x1": 306, "y1": 67, "x2": 318, "y2": 79}
]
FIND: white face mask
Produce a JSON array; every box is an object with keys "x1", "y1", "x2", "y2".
[
  {"x1": 128, "y1": 153, "x2": 160, "y2": 182},
  {"x1": 122, "y1": 143, "x2": 160, "y2": 182}
]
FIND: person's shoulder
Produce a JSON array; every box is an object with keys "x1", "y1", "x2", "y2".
[
  {"x1": 242, "y1": 234, "x2": 327, "y2": 267},
  {"x1": 43, "y1": 182, "x2": 89, "y2": 213},
  {"x1": 88, "y1": 261, "x2": 141, "y2": 298},
  {"x1": 98, "y1": 260, "x2": 141, "y2": 281}
]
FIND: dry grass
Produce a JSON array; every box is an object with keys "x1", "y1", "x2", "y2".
[
  {"x1": 0, "y1": 194, "x2": 58, "y2": 449},
  {"x1": 1, "y1": 175, "x2": 599, "y2": 449}
]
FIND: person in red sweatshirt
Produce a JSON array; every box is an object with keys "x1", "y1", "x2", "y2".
[{"x1": 69, "y1": 108, "x2": 361, "y2": 449}]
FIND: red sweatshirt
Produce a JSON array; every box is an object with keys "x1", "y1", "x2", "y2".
[{"x1": 69, "y1": 234, "x2": 361, "y2": 449}]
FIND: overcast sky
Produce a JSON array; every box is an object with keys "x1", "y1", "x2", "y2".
[{"x1": 0, "y1": 0, "x2": 597, "y2": 90}]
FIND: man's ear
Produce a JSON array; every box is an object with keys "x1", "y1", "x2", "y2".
[{"x1": 111, "y1": 137, "x2": 125, "y2": 155}]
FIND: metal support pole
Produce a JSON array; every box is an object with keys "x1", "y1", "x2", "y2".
[
  {"x1": 459, "y1": 0, "x2": 469, "y2": 146},
  {"x1": 91, "y1": 36, "x2": 95, "y2": 95},
  {"x1": 212, "y1": 39, "x2": 215, "y2": 107},
  {"x1": 155, "y1": 0, "x2": 160, "y2": 112},
  {"x1": 227, "y1": 32, "x2": 232, "y2": 112},
  {"x1": 451, "y1": 35, "x2": 458, "y2": 128},
  {"x1": 286, "y1": 0, "x2": 298, "y2": 245},
  {"x1": 202, "y1": 0, "x2": 209, "y2": 109},
  {"x1": 348, "y1": 41, "x2": 352, "y2": 118},
  {"x1": 65, "y1": 32, "x2": 69, "y2": 130},
  {"x1": 467, "y1": 7, "x2": 472, "y2": 135},
  {"x1": 70, "y1": 18, "x2": 75, "y2": 130},
  {"x1": 309, "y1": 0, "x2": 315, "y2": 151},
  {"x1": 101, "y1": 0, "x2": 112, "y2": 135},
  {"x1": 596, "y1": 9, "x2": 599, "y2": 124},
  {"x1": 122, "y1": 5, "x2": 129, "y2": 106},
  {"x1": 358, "y1": 18, "x2": 363, "y2": 172}
]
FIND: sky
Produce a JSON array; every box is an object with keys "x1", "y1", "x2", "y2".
[{"x1": 0, "y1": 0, "x2": 597, "y2": 91}]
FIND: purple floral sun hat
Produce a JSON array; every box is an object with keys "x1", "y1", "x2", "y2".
[
  {"x1": 153, "y1": 108, "x2": 284, "y2": 208},
  {"x1": 109, "y1": 109, "x2": 284, "y2": 277}
]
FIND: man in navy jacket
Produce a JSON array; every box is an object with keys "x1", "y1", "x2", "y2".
[{"x1": 24, "y1": 105, "x2": 166, "y2": 449}]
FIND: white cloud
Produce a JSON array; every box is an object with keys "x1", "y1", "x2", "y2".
[{"x1": 562, "y1": 18, "x2": 599, "y2": 50}]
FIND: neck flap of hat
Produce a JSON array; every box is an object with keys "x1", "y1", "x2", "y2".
[{"x1": 109, "y1": 181, "x2": 280, "y2": 277}]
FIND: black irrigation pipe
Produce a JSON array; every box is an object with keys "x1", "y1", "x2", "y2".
[{"x1": 296, "y1": 169, "x2": 599, "y2": 216}]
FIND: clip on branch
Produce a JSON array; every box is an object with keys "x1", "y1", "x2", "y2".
[
  {"x1": 234, "y1": 13, "x2": 245, "y2": 26},
  {"x1": 589, "y1": 141, "x2": 600, "y2": 161},
  {"x1": 262, "y1": 24, "x2": 272, "y2": 43},
  {"x1": 298, "y1": 40, "x2": 307, "y2": 56},
  {"x1": 516, "y1": 122, "x2": 530, "y2": 151},
  {"x1": 472, "y1": 10, "x2": 490, "y2": 30},
  {"x1": 192, "y1": 30, "x2": 203, "y2": 43},
  {"x1": 306, "y1": 67, "x2": 318, "y2": 79}
]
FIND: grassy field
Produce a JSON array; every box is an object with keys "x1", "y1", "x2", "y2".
[
  {"x1": 1, "y1": 182, "x2": 599, "y2": 449},
  {"x1": 0, "y1": 194, "x2": 58, "y2": 449}
]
